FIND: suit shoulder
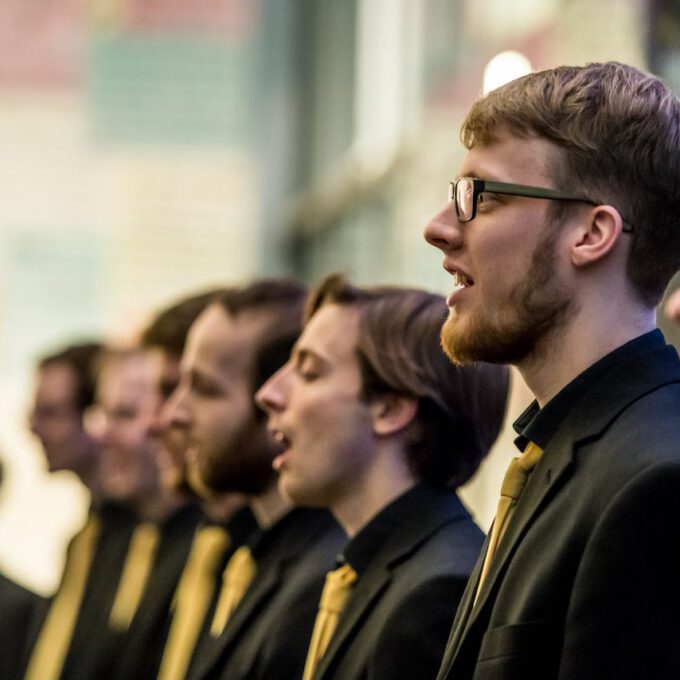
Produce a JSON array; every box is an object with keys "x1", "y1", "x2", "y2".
[{"x1": 388, "y1": 489, "x2": 484, "y2": 578}]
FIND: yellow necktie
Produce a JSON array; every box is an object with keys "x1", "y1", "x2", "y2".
[
  {"x1": 157, "y1": 526, "x2": 230, "y2": 680},
  {"x1": 109, "y1": 522, "x2": 160, "y2": 631},
  {"x1": 302, "y1": 564, "x2": 358, "y2": 680},
  {"x1": 24, "y1": 515, "x2": 101, "y2": 680},
  {"x1": 210, "y1": 546, "x2": 256, "y2": 637},
  {"x1": 475, "y1": 441, "x2": 544, "y2": 603}
]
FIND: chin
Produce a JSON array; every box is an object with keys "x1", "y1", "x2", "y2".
[
  {"x1": 440, "y1": 318, "x2": 471, "y2": 365},
  {"x1": 280, "y1": 477, "x2": 317, "y2": 508}
]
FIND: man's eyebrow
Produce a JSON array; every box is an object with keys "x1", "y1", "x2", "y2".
[{"x1": 457, "y1": 170, "x2": 502, "y2": 182}]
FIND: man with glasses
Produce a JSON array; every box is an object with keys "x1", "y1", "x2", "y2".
[
  {"x1": 25, "y1": 343, "x2": 140, "y2": 680},
  {"x1": 425, "y1": 62, "x2": 680, "y2": 679}
]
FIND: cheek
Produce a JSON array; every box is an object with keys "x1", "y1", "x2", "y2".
[
  {"x1": 200, "y1": 400, "x2": 251, "y2": 446},
  {"x1": 299, "y1": 404, "x2": 369, "y2": 465},
  {"x1": 125, "y1": 425, "x2": 148, "y2": 451}
]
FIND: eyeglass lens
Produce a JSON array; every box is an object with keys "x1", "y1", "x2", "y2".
[{"x1": 455, "y1": 179, "x2": 474, "y2": 222}]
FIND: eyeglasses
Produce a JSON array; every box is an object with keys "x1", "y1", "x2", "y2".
[{"x1": 449, "y1": 177, "x2": 633, "y2": 232}]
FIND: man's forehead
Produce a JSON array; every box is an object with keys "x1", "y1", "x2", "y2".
[
  {"x1": 459, "y1": 131, "x2": 558, "y2": 183},
  {"x1": 190, "y1": 305, "x2": 274, "y2": 370},
  {"x1": 37, "y1": 362, "x2": 77, "y2": 396},
  {"x1": 299, "y1": 304, "x2": 360, "y2": 359}
]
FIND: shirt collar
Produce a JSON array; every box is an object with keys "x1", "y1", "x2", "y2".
[
  {"x1": 513, "y1": 329, "x2": 665, "y2": 452},
  {"x1": 247, "y1": 507, "x2": 307, "y2": 560}
]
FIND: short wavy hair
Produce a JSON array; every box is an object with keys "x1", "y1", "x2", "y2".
[
  {"x1": 140, "y1": 289, "x2": 223, "y2": 357},
  {"x1": 213, "y1": 278, "x2": 308, "y2": 395}
]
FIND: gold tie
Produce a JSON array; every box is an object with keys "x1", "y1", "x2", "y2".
[
  {"x1": 24, "y1": 515, "x2": 101, "y2": 680},
  {"x1": 475, "y1": 441, "x2": 544, "y2": 603},
  {"x1": 157, "y1": 526, "x2": 230, "y2": 680},
  {"x1": 108, "y1": 522, "x2": 160, "y2": 631},
  {"x1": 210, "y1": 546, "x2": 256, "y2": 637},
  {"x1": 302, "y1": 564, "x2": 358, "y2": 680}
]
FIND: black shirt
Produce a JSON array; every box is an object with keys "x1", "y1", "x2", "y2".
[
  {"x1": 341, "y1": 484, "x2": 431, "y2": 577},
  {"x1": 513, "y1": 329, "x2": 664, "y2": 452}
]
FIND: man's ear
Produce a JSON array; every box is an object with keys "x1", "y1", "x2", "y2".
[
  {"x1": 370, "y1": 394, "x2": 418, "y2": 436},
  {"x1": 571, "y1": 205, "x2": 627, "y2": 268}
]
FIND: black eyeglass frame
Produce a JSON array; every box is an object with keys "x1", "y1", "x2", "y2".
[{"x1": 449, "y1": 178, "x2": 633, "y2": 232}]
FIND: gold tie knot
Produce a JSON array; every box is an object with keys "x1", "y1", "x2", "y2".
[
  {"x1": 500, "y1": 441, "x2": 544, "y2": 501},
  {"x1": 173, "y1": 527, "x2": 229, "y2": 607},
  {"x1": 474, "y1": 441, "x2": 544, "y2": 605},
  {"x1": 302, "y1": 564, "x2": 358, "y2": 680},
  {"x1": 191, "y1": 526, "x2": 230, "y2": 572},
  {"x1": 210, "y1": 545, "x2": 257, "y2": 637},
  {"x1": 319, "y1": 564, "x2": 358, "y2": 614},
  {"x1": 225, "y1": 546, "x2": 256, "y2": 592}
]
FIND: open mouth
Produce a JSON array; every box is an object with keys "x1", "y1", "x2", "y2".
[
  {"x1": 271, "y1": 429, "x2": 291, "y2": 451},
  {"x1": 452, "y1": 270, "x2": 474, "y2": 287}
]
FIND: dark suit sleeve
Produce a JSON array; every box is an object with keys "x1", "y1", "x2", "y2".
[
  {"x1": 367, "y1": 576, "x2": 468, "y2": 680},
  {"x1": 0, "y1": 576, "x2": 45, "y2": 680},
  {"x1": 560, "y1": 462, "x2": 680, "y2": 680}
]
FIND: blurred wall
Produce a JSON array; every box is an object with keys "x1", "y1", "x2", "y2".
[{"x1": 0, "y1": 0, "x2": 675, "y2": 593}]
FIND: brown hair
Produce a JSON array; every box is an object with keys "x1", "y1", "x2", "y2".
[
  {"x1": 39, "y1": 342, "x2": 103, "y2": 412},
  {"x1": 140, "y1": 289, "x2": 223, "y2": 357},
  {"x1": 214, "y1": 278, "x2": 308, "y2": 394},
  {"x1": 306, "y1": 274, "x2": 510, "y2": 488},
  {"x1": 462, "y1": 61, "x2": 680, "y2": 306}
]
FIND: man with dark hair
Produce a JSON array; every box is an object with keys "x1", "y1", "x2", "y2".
[
  {"x1": 136, "y1": 291, "x2": 255, "y2": 680},
  {"x1": 425, "y1": 61, "x2": 680, "y2": 679},
  {"x1": 79, "y1": 347, "x2": 203, "y2": 680},
  {"x1": 140, "y1": 289, "x2": 228, "y2": 502},
  {"x1": 256, "y1": 273, "x2": 509, "y2": 680},
  {"x1": 30, "y1": 343, "x2": 104, "y2": 497},
  {"x1": 25, "y1": 343, "x2": 139, "y2": 680},
  {"x1": 167, "y1": 278, "x2": 345, "y2": 680}
]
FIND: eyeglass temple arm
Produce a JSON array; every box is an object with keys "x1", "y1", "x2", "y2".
[{"x1": 481, "y1": 181, "x2": 633, "y2": 232}]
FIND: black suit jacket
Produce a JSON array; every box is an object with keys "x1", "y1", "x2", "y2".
[
  {"x1": 0, "y1": 573, "x2": 44, "y2": 680},
  {"x1": 314, "y1": 486, "x2": 483, "y2": 680},
  {"x1": 109, "y1": 503, "x2": 203, "y2": 680},
  {"x1": 437, "y1": 338, "x2": 680, "y2": 680},
  {"x1": 191, "y1": 508, "x2": 345, "y2": 680},
  {"x1": 36, "y1": 502, "x2": 139, "y2": 680}
]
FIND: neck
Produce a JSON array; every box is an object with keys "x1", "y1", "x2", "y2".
[
  {"x1": 203, "y1": 492, "x2": 247, "y2": 524},
  {"x1": 519, "y1": 300, "x2": 655, "y2": 407},
  {"x1": 74, "y1": 442, "x2": 106, "y2": 505},
  {"x1": 135, "y1": 487, "x2": 186, "y2": 523},
  {"x1": 331, "y1": 442, "x2": 416, "y2": 537},
  {"x1": 249, "y1": 482, "x2": 291, "y2": 529}
]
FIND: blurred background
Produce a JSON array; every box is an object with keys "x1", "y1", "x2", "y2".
[{"x1": 2, "y1": 0, "x2": 680, "y2": 594}]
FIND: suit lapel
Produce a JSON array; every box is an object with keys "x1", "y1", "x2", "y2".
[
  {"x1": 195, "y1": 564, "x2": 283, "y2": 678},
  {"x1": 317, "y1": 488, "x2": 468, "y2": 680},
  {"x1": 436, "y1": 532, "x2": 489, "y2": 678},
  {"x1": 469, "y1": 435, "x2": 575, "y2": 622},
  {"x1": 437, "y1": 436, "x2": 577, "y2": 680}
]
